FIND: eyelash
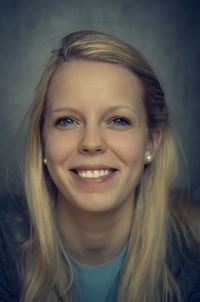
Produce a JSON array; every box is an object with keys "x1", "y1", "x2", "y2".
[
  {"x1": 110, "y1": 117, "x2": 132, "y2": 126},
  {"x1": 54, "y1": 116, "x2": 132, "y2": 128},
  {"x1": 54, "y1": 116, "x2": 78, "y2": 127}
]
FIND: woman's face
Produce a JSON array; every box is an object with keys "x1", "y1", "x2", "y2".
[{"x1": 43, "y1": 60, "x2": 152, "y2": 213}]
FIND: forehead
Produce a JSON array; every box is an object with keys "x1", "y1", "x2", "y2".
[{"x1": 46, "y1": 60, "x2": 145, "y2": 112}]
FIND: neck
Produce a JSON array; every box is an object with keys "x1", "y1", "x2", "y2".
[{"x1": 56, "y1": 193, "x2": 133, "y2": 265}]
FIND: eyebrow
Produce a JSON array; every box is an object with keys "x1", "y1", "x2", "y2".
[{"x1": 48, "y1": 105, "x2": 138, "y2": 115}]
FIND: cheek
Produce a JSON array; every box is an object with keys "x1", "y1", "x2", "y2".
[
  {"x1": 107, "y1": 131, "x2": 146, "y2": 164},
  {"x1": 44, "y1": 132, "x2": 77, "y2": 163}
]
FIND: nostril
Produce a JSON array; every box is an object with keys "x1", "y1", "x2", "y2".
[
  {"x1": 80, "y1": 146, "x2": 105, "y2": 154},
  {"x1": 78, "y1": 139, "x2": 106, "y2": 154}
]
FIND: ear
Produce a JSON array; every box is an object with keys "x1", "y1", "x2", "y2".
[{"x1": 144, "y1": 128, "x2": 163, "y2": 164}]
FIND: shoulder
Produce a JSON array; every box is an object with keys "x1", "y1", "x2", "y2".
[
  {"x1": 170, "y1": 189, "x2": 200, "y2": 257},
  {"x1": 0, "y1": 192, "x2": 29, "y2": 301},
  {"x1": 168, "y1": 190, "x2": 200, "y2": 301},
  {"x1": 0, "y1": 192, "x2": 29, "y2": 248}
]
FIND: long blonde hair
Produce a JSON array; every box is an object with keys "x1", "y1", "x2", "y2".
[{"x1": 21, "y1": 30, "x2": 196, "y2": 302}]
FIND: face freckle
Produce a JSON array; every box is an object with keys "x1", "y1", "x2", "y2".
[{"x1": 43, "y1": 60, "x2": 151, "y2": 213}]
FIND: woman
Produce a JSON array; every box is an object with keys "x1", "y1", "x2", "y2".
[{"x1": 0, "y1": 30, "x2": 199, "y2": 302}]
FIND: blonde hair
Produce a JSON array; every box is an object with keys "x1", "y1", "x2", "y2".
[{"x1": 21, "y1": 30, "x2": 196, "y2": 302}]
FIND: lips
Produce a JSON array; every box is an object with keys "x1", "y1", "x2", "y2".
[
  {"x1": 70, "y1": 165, "x2": 118, "y2": 180},
  {"x1": 74, "y1": 169, "x2": 112, "y2": 179}
]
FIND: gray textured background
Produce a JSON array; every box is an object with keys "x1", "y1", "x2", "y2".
[{"x1": 0, "y1": 0, "x2": 200, "y2": 199}]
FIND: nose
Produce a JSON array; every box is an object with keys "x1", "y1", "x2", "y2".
[{"x1": 78, "y1": 125, "x2": 106, "y2": 155}]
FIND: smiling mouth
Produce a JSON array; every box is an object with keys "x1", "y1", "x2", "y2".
[{"x1": 71, "y1": 168, "x2": 117, "y2": 179}]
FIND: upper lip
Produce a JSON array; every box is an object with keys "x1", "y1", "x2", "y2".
[{"x1": 70, "y1": 165, "x2": 118, "y2": 171}]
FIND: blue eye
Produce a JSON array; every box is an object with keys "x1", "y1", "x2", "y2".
[
  {"x1": 55, "y1": 117, "x2": 77, "y2": 127},
  {"x1": 112, "y1": 117, "x2": 131, "y2": 126}
]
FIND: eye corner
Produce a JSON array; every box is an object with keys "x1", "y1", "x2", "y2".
[
  {"x1": 111, "y1": 116, "x2": 132, "y2": 127},
  {"x1": 54, "y1": 116, "x2": 79, "y2": 128}
]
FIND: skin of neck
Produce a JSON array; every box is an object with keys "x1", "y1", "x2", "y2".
[{"x1": 56, "y1": 192, "x2": 134, "y2": 265}]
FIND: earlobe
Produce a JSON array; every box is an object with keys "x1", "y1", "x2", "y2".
[
  {"x1": 145, "y1": 128, "x2": 163, "y2": 164},
  {"x1": 144, "y1": 153, "x2": 152, "y2": 163}
]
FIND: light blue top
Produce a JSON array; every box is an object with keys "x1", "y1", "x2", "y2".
[{"x1": 70, "y1": 243, "x2": 128, "y2": 302}]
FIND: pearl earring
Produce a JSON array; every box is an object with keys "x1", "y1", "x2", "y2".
[
  {"x1": 43, "y1": 158, "x2": 47, "y2": 165},
  {"x1": 145, "y1": 154, "x2": 152, "y2": 162}
]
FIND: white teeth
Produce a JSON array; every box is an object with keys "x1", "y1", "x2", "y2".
[{"x1": 77, "y1": 170, "x2": 110, "y2": 178}]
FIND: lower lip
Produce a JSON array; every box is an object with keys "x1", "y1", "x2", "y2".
[{"x1": 70, "y1": 171, "x2": 117, "y2": 185}]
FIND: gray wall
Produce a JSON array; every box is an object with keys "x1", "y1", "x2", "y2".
[{"x1": 0, "y1": 0, "x2": 200, "y2": 198}]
